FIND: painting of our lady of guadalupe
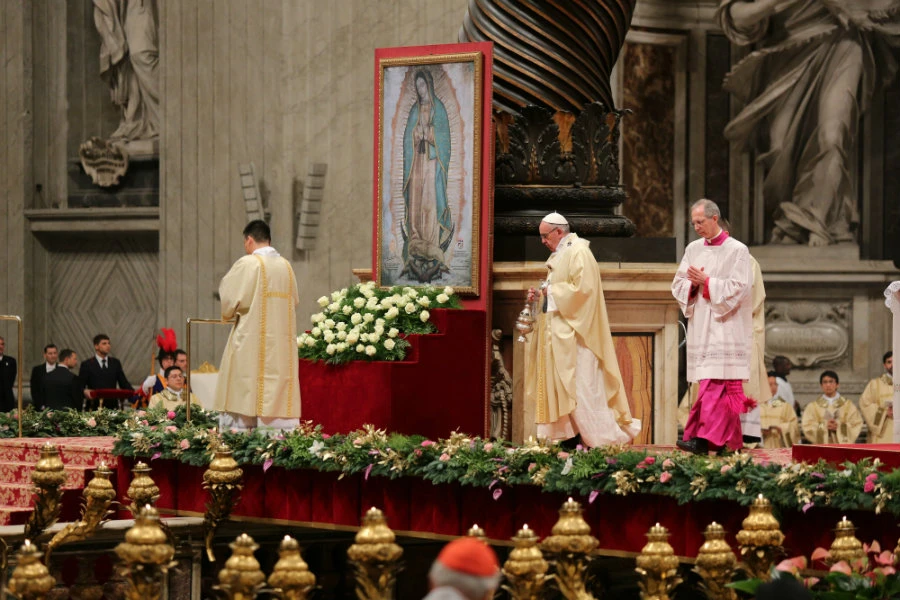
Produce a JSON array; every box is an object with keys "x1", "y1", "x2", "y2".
[{"x1": 378, "y1": 59, "x2": 480, "y2": 291}]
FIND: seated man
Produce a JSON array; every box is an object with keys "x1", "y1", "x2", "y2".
[
  {"x1": 149, "y1": 366, "x2": 198, "y2": 412},
  {"x1": 425, "y1": 537, "x2": 501, "y2": 600},
  {"x1": 859, "y1": 351, "x2": 894, "y2": 443},
  {"x1": 761, "y1": 371, "x2": 799, "y2": 448},
  {"x1": 801, "y1": 370, "x2": 863, "y2": 444}
]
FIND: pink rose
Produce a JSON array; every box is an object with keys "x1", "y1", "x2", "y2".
[
  {"x1": 660, "y1": 471, "x2": 672, "y2": 483},
  {"x1": 662, "y1": 458, "x2": 674, "y2": 469},
  {"x1": 421, "y1": 440, "x2": 436, "y2": 447},
  {"x1": 720, "y1": 465, "x2": 732, "y2": 474},
  {"x1": 557, "y1": 451, "x2": 570, "y2": 459},
  {"x1": 137, "y1": 410, "x2": 146, "y2": 417},
  {"x1": 864, "y1": 480, "x2": 876, "y2": 493},
  {"x1": 167, "y1": 411, "x2": 176, "y2": 420},
  {"x1": 180, "y1": 439, "x2": 190, "y2": 450},
  {"x1": 141, "y1": 420, "x2": 149, "y2": 426},
  {"x1": 439, "y1": 453, "x2": 450, "y2": 462},
  {"x1": 322, "y1": 433, "x2": 331, "y2": 439},
  {"x1": 483, "y1": 443, "x2": 493, "y2": 452},
  {"x1": 644, "y1": 456, "x2": 656, "y2": 465},
  {"x1": 86, "y1": 418, "x2": 97, "y2": 427},
  {"x1": 413, "y1": 449, "x2": 422, "y2": 457},
  {"x1": 165, "y1": 425, "x2": 177, "y2": 433}
]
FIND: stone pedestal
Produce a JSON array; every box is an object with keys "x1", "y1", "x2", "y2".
[
  {"x1": 752, "y1": 244, "x2": 898, "y2": 408},
  {"x1": 492, "y1": 262, "x2": 680, "y2": 444}
]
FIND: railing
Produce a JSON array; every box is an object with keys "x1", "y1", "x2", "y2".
[
  {"x1": 184, "y1": 316, "x2": 236, "y2": 422},
  {"x1": 0, "y1": 315, "x2": 24, "y2": 437}
]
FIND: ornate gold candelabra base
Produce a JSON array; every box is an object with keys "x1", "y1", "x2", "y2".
[
  {"x1": 45, "y1": 462, "x2": 116, "y2": 561},
  {"x1": 693, "y1": 522, "x2": 737, "y2": 600},
  {"x1": 115, "y1": 506, "x2": 176, "y2": 600},
  {"x1": 735, "y1": 495, "x2": 785, "y2": 581},
  {"x1": 202, "y1": 444, "x2": 243, "y2": 562},
  {"x1": 635, "y1": 523, "x2": 682, "y2": 600},
  {"x1": 268, "y1": 536, "x2": 316, "y2": 600},
  {"x1": 346, "y1": 507, "x2": 404, "y2": 600},
  {"x1": 23, "y1": 444, "x2": 68, "y2": 545},
  {"x1": 541, "y1": 498, "x2": 599, "y2": 600},
  {"x1": 503, "y1": 525, "x2": 548, "y2": 600},
  {"x1": 828, "y1": 516, "x2": 865, "y2": 568},
  {"x1": 8, "y1": 540, "x2": 56, "y2": 600},
  {"x1": 215, "y1": 533, "x2": 267, "y2": 600}
]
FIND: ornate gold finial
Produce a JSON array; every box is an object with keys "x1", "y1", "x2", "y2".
[
  {"x1": 45, "y1": 462, "x2": 117, "y2": 560},
  {"x1": 115, "y1": 505, "x2": 176, "y2": 600},
  {"x1": 202, "y1": 444, "x2": 244, "y2": 561},
  {"x1": 267, "y1": 535, "x2": 316, "y2": 600},
  {"x1": 346, "y1": 507, "x2": 404, "y2": 600},
  {"x1": 23, "y1": 443, "x2": 69, "y2": 544},
  {"x1": 694, "y1": 522, "x2": 737, "y2": 600},
  {"x1": 828, "y1": 516, "x2": 865, "y2": 568},
  {"x1": 540, "y1": 498, "x2": 599, "y2": 600},
  {"x1": 215, "y1": 533, "x2": 267, "y2": 600},
  {"x1": 467, "y1": 523, "x2": 488, "y2": 542},
  {"x1": 7, "y1": 539, "x2": 56, "y2": 600},
  {"x1": 635, "y1": 523, "x2": 682, "y2": 600},
  {"x1": 127, "y1": 461, "x2": 160, "y2": 509},
  {"x1": 502, "y1": 524, "x2": 548, "y2": 600},
  {"x1": 735, "y1": 495, "x2": 785, "y2": 580}
]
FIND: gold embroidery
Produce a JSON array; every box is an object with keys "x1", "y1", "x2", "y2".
[
  {"x1": 255, "y1": 256, "x2": 268, "y2": 416},
  {"x1": 265, "y1": 291, "x2": 292, "y2": 299}
]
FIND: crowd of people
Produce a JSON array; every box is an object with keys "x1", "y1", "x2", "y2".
[{"x1": 0, "y1": 333, "x2": 192, "y2": 413}]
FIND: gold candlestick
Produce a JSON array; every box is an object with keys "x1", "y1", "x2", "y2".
[
  {"x1": 541, "y1": 498, "x2": 599, "y2": 600},
  {"x1": 694, "y1": 522, "x2": 737, "y2": 600},
  {"x1": 268, "y1": 535, "x2": 317, "y2": 600},
  {"x1": 346, "y1": 507, "x2": 404, "y2": 600},
  {"x1": 735, "y1": 495, "x2": 784, "y2": 581},
  {"x1": 202, "y1": 444, "x2": 244, "y2": 561},
  {"x1": 502, "y1": 524, "x2": 548, "y2": 600}
]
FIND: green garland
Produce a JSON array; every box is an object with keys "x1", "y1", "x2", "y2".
[
  {"x1": 110, "y1": 414, "x2": 900, "y2": 517},
  {"x1": 0, "y1": 407, "x2": 131, "y2": 438}
]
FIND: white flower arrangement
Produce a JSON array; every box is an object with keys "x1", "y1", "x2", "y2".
[{"x1": 297, "y1": 283, "x2": 462, "y2": 364}]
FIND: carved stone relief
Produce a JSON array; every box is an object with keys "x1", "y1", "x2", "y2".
[
  {"x1": 764, "y1": 301, "x2": 850, "y2": 368},
  {"x1": 490, "y1": 329, "x2": 512, "y2": 440}
]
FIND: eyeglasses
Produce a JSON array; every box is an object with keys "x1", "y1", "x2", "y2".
[{"x1": 540, "y1": 227, "x2": 559, "y2": 240}]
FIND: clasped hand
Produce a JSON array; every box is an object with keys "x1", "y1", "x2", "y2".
[{"x1": 686, "y1": 265, "x2": 707, "y2": 286}]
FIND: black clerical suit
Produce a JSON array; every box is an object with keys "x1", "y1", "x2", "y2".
[
  {"x1": 30, "y1": 363, "x2": 54, "y2": 409},
  {"x1": 43, "y1": 366, "x2": 81, "y2": 411},
  {"x1": 0, "y1": 354, "x2": 17, "y2": 412},
  {"x1": 79, "y1": 355, "x2": 132, "y2": 409}
]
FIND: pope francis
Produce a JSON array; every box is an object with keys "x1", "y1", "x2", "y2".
[
  {"x1": 214, "y1": 220, "x2": 301, "y2": 431},
  {"x1": 524, "y1": 213, "x2": 641, "y2": 447}
]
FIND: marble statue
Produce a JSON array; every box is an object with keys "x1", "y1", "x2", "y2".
[
  {"x1": 717, "y1": 0, "x2": 900, "y2": 246},
  {"x1": 93, "y1": 0, "x2": 160, "y2": 142}
]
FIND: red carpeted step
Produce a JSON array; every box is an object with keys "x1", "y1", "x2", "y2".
[
  {"x1": 0, "y1": 506, "x2": 34, "y2": 526},
  {"x1": 0, "y1": 462, "x2": 91, "y2": 487}
]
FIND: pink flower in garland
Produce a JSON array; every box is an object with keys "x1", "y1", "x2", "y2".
[
  {"x1": 86, "y1": 418, "x2": 97, "y2": 427},
  {"x1": 421, "y1": 440, "x2": 436, "y2": 447},
  {"x1": 644, "y1": 456, "x2": 656, "y2": 465},
  {"x1": 662, "y1": 458, "x2": 674, "y2": 469},
  {"x1": 439, "y1": 453, "x2": 450, "y2": 462},
  {"x1": 167, "y1": 411, "x2": 176, "y2": 420},
  {"x1": 864, "y1": 472, "x2": 878, "y2": 493},
  {"x1": 180, "y1": 439, "x2": 190, "y2": 450},
  {"x1": 557, "y1": 451, "x2": 570, "y2": 459},
  {"x1": 720, "y1": 465, "x2": 732, "y2": 474},
  {"x1": 483, "y1": 443, "x2": 493, "y2": 452},
  {"x1": 660, "y1": 471, "x2": 672, "y2": 483},
  {"x1": 165, "y1": 425, "x2": 177, "y2": 433}
]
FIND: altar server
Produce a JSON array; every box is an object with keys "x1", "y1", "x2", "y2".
[
  {"x1": 801, "y1": 370, "x2": 863, "y2": 444},
  {"x1": 760, "y1": 372, "x2": 799, "y2": 448},
  {"x1": 859, "y1": 351, "x2": 894, "y2": 443}
]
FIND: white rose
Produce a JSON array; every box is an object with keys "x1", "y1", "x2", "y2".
[
  {"x1": 366, "y1": 297, "x2": 379, "y2": 310},
  {"x1": 405, "y1": 303, "x2": 416, "y2": 314},
  {"x1": 417, "y1": 296, "x2": 431, "y2": 307},
  {"x1": 353, "y1": 297, "x2": 366, "y2": 308},
  {"x1": 359, "y1": 333, "x2": 369, "y2": 343},
  {"x1": 420, "y1": 310, "x2": 430, "y2": 322},
  {"x1": 388, "y1": 328, "x2": 399, "y2": 338},
  {"x1": 380, "y1": 298, "x2": 393, "y2": 308},
  {"x1": 384, "y1": 338, "x2": 396, "y2": 351},
  {"x1": 327, "y1": 302, "x2": 340, "y2": 312},
  {"x1": 351, "y1": 313, "x2": 362, "y2": 325},
  {"x1": 342, "y1": 305, "x2": 353, "y2": 315},
  {"x1": 436, "y1": 293, "x2": 449, "y2": 304},
  {"x1": 362, "y1": 287, "x2": 374, "y2": 299},
  {"x1": 331, "y1": 291, "x2": 341, "y2": 301},
  {"x1": 326, "y1": 344, "x2": 337, "y2": 355},
  {"x1": 311, "y1": 327, "x2": 322, "y2": 337},
  {"x1": 356, "y1": 344, "x2": 365, "y2": 353},
  {"x1": 443, "y1": 286, "x2": 454, "y2": 296},
  {"x1": 363, "y1": 313, "x2": 374, "y2": 323},
  {"x1": 392, "y1": 294, "x2": 403, "y2": 304},
  {"x1": 347, "y1": 332, "x2": 359, "y2": 344},
  {"x1": 317, "y1": 296, "x2": 329, "y2": 307},
  {"x1": 374, "y1": 325, "x2": 384, "y2": 336},
  {"x1": 376, "y1": 318, "x2": 385, "y2": 326},
  {"x1": 323, "y1": 331, "x2": 335, "y2": 343},
  {"x1": 365, "y1": 281, "x2": 377, "y2": 289},
  {"x1": 305, "y1": 337, "x2": 316, "y2": 347},
  {"x1": 406, "y1": 288, "x2": 418, "y2": 298},
  {"x1": 340, "y1": 287, "x2": 348, "y2": 296},
  {"x1": 386, "y1": 307, "x2": 399, "y2": 320},
  {"x1": 336, "y1": 322, "x2": 347, "y2": 332},
  {"x1": 365, "y1": 345, "x2": 377, "y2": 356},
  {"x1": 311, "y1": 312, "x2": 325, "y2": 323},
  {"x1": 336, "y1": 330, "x2": 347, "y2": 341},
  {"x1": 324, "y1": 319, "x2": 335, "y2": 329},
  {"x1": 336, "y1": 342, "x2": 347, "y2": 352},
  {"x1": 296, "y1": 335, "x2": 305, "y2": 347}
]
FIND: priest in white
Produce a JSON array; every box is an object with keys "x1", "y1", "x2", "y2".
[
  {"x1": 673, "y1": 199, "x2": 754, "y2": 454},
  {"x1": 525, "y1": 212, "x2": 641, "y2": 447},
  {"x1": 214, "y1": 220, "x2": 301, "y2": 431}
]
